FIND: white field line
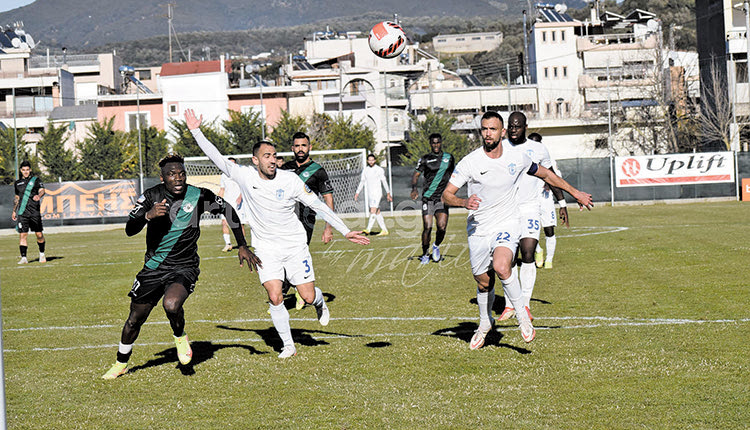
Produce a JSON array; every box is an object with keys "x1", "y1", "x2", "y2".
[{"x1": 4, "y1": 316, "x2": 748, "y2": 353}]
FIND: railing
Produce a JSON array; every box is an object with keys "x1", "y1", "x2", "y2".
[{"x1": 28, "y1": 54, "x2": 101, "y2": 68}]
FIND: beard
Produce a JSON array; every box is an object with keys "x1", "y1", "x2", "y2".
[
  {"x1": 483, "y1": 139, "x2": 500, "y2": 152},
  {"x1": 295, "y1": 151, "x2": 309, "y2": 163}
]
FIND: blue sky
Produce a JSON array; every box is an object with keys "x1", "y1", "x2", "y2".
[{"x1": 0, "y1": 0, "x2": 35, "y2": 13}]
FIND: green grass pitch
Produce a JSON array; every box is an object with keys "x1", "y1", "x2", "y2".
[{"x1": 1, "y1": 201, "x2": 749, "y2": 429}]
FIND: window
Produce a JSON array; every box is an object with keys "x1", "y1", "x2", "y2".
[
  {"x1": 594, "y1": 138, "x2": 608, "y2": 149},
  {"x1": 126, "y1": 112, "x2": 149, "y2": 131},
  {"x1": 544, "y1": 67, "x2": 549, "y2": 78},
  {"x1": 168, "y1": 103, "x2": 178, "y2": 116},
  {"x1": 563, "y1": 66, "x2": 568, "y2": 77},
  {"x1": 737, "y1": 62, "x2": 748, "y2": 82},
  {"x1": 542, "y1": 31, "x2": 547, "y2": 42},
  {"x1": 472, "y1": 37, "x2": 481, "y2": 40},
  {"x1": 556, "y1": 103, "x2": 561, "y2": 115},
  {"x1": 561, "y1": 30, "x2": 565, "y2": 41},
  {"x1": 437, "y1": 39, "x2": 446, "y2": 43},
  {"x1": 137, "y1": 70, "x2": 151, "y2": 80},
  {"x1": 546, "y1": 103, "x2": 551, "y2": 114},
  {"x1": 553, "y1": 67, "x2": 558, "y2": 78},
  {"x1": 551, "y1": 31, "x2": 556, "y2": 42},
  {"x1": 565, "y1": 102, "x2": 570, "y2": 113},
  {"x1": 456, "y1": 38, "x2": 465, "y2": 41}
]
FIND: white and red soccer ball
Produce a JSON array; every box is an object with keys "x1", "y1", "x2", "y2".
[{"x1": 368, "y1": 21, "x2": 407, "y2": 59}]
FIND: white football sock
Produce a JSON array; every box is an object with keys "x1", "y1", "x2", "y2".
[
  {"x1": 366, "y1": 214, "x2": 376, "y2": 232},
  {"x1": 500, "y1": 270, "x2": 526, "y2": 320},
  {"x1": 118, "y1": 342, "x2": 133, "y2": 355},
  {"x1": 269, "y1": 303, "x2": 294, "y2": 347},
  {"x1": 536, "y1": 243, "x2": 542, "y2": 253},
  {"x1": 376, "y1": 213, "x2": 387, "y2": 231},
  {"x1": 312, "y1": 287, "x2": 325, "y2": 308},
  {"x1": 223, "y1": 233, "x2": 231, "y2": 245},
  {"x1": 545, "y1": 236, "x2": 557, "y2": 262},
  {"x1": 476, "y1": 288, "x2": 492, "y2": 327},
  {"x1": 519, "y1": 263, "x2": 537, "y2": 308}
]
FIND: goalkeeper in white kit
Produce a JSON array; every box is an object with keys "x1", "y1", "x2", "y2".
[{"x1": 185, "y1": 109, "x2": 369, "y2": 358}]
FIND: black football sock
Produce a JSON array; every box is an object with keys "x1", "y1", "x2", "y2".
[{"x1": 20, "y1": 245, "x2": 27, "y2": 257}]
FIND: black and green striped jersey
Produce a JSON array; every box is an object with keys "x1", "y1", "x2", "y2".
[
  {"x1": 14, "y1": 175, "x2": 44, "y2": 217},
  {"x1": 280, "y1": 159, "x2": 333, "y2": 241},
  {"x1": 127, "y1": 183, "x2": 245, "y2": 270},
  {"x1": 415, "y1": 151, "x2": 455, "y2": 201}
]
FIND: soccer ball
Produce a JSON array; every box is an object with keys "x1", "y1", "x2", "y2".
[{"x1": 368, "y1": 21, "x2": 407, "y2": 59}]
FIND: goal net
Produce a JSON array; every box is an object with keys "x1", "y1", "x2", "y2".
[{"x1": 184, "y1": 148, "x2": 368, "y2": 219}]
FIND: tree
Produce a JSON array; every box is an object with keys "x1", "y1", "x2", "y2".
[
  {"x1": 322, "y1": 114, "x2": 376, "y2": 153},
  {"x1": 697, "y1": 59, "x2": 744, "y2": 151},
  {"x1": 0, "y1": 126, "x2": 27, "y2": 184},
  {"x1": 222, "y1": 109, "x2": 265, "y2": 154},
  {"x1": 399, "y1": 112, "x2": 475, "y2": 166},
  {"x1": 77, "y1": 117, "x2": 129, "y2": 180},
  {"x1": 170, "y1": 117, "x2": 232, "y2": 157},
  {"x1": 269, "y1": 110, "x2": 307, "y2": 151},
  {"x1": 121, "y1": 126, "x2": 171, "y2": 178},
  {"x1": 36, "y1": 121, "x2": 79, "y2": 181}
]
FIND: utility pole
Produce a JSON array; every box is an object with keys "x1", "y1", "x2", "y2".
[
  {"x1": 522, "y1": 10, "x2": 529, "y2": 84},
  {"x1": 168, "y1": 3, "x2": 174, "y2": 63},
  {"x1": 427, "y1": 62, "x2": 434, "y2": 113},
  {"x1": 12, "y1": 87, "x2": 18, "y2": 180}
]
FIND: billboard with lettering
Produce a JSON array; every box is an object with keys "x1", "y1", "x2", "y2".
[
  {"x1": 40, "y1": 180, "x2": 138, "y2": 220},
  {"x1": 615, "y1": 152, "x2": 735, "y2": 187}
]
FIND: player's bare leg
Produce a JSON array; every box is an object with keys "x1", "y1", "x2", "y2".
[
  {"x1": 433, "y1": 210, "x2": 448, "y2": 262},
  {"x1": 163, "y1": 282, "x2": 192, "y2": 365},
  {"x1": 103, "y1": 301, "x2": 154, "y2": 379},
  {"x1": 493, "y1": 246, "x2": 535, "y2": 343},
  {"x1": 469, "y1": 271, "x2": 496, "y2": 350},
  {"x1": 420, "y1": 214, "x2": 433, "y2": 265},
  {"x1": 297, "y1": 281, "x2": 329, "y2": 326},
  {"x1": 35, "y1": 231, "x2": 46, "y2": 263}
]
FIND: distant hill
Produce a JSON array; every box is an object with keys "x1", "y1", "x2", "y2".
[{"x1": 0, "y1": 0, "x2": 585, "y2": 49}]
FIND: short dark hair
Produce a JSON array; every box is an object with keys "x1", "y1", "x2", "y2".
[
  {"x1": 528, "y1": 133, "x2": 542, "y2": 142},
  {"x1": 367, "y1": 153, "x2": 376, "y2": 160},
  {"x1": 158, "y1": 154, "x2": 184, "y2": 168},
  {"x1": 292, "y1": 131, "x2": 310, "y2": 143},
  {"x1": 428, "y1": 133, "x2": 442, "y2": 142},
  {"x1": 19, "y1": 160, "x2": 31, "y2": 169},
  {"x1": 481, "y1": 111, "x2": 503, "y2": 125},
  {"x1": 252, "y1": 140, "x2": 276, "y2": 156}
]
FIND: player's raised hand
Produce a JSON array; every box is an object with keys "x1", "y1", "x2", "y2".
[
  {"x1": 573, "y1": 191, "x2": 594, "y2": 211},
  {"x1": 345, "y1": 231, "x2": 370, "y2": 245},
  {"x1": 237, "y1": 245, "x2": 262, "y2": 272},
  {"x1": 184, "y1": 109, "x2": 203, "y2": 130},
  {"x1": 465, "y1": 194, "x2": 481, "y2": 210},
  {"x1": 147, "y1": 199, "x2": 170, "y2": 220}
]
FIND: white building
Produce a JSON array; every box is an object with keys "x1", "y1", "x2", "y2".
[{"x1": 432, "y1": 32, "x2": 503, "y2": 54}]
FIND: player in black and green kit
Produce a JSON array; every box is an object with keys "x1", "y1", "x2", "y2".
[
  {"x1": 12, "y1": 161, "x2": 46, "y2": 264},
  {"x1": 102, "y1": 154, "x2": 259, "y2": 380},
  {"x1": 280, "y1": 132, "x2": 335, "y2": 308},
  {"x1": 410, "y1": 133, "x2": 455, "y2": 264}
]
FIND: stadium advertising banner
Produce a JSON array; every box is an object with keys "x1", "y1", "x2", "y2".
[
  {"x1": 615, "y1": 152, "x2": 735, "y2": 187},
  {"x1": 40, "y1": 180, "x2": 138, "y2": 219}
]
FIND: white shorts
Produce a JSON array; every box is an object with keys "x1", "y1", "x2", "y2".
[
  {"x1": 220, "y1": 202, "x2": 249, "y2": 224},
  {"x1": 540, "y1": 189, "x2": 557, "y2": 228},
  {"x1": 520, "y1": 204, "x2": 542, "y2": 241},
  {"x1": 255, "y1": 245, "x2": 315, "y2": 286},
  {"x1": 367, "y1": 191, "x2": 382, "y2": 209},
  {"x1": 467, "y1": 220, "x2": 521, "y2": 276}
]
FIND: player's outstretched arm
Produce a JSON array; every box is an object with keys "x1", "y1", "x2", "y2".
[
  {"x1": 237, "y1": 245, "x2": 262, "y2": 272},
  {"x1": 534, "y1": 166, "x2": 593, "y2": 210},
  {"x1": 345, "y1": 231, "x2": 370, "y2": 245},
  {"x1": 184, "y1": 109, "x2": 234, "y2": 177}
]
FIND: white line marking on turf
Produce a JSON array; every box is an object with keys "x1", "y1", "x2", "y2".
[{"x1": 5, "y1": 316, "x2": 748, "y2": 353}]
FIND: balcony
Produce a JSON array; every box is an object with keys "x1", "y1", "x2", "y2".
[
  {"x1": 577, "y1": 32, "x2": 658, "y2": 52},
  {"x1": 727, "y1": 29, "x2": 749, "y2": 54}
]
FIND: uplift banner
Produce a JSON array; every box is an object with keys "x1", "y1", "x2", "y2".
[
  {"x1": 615, "y1": 152, "x2": 735, "y2": 187},
  {"x1": 40, "y1": 180, "x2": 138, "y2": 219}
]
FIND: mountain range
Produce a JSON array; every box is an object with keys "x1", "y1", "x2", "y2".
[{"x1": 0, "y1": 0, "x2": 586, "y2": 49}]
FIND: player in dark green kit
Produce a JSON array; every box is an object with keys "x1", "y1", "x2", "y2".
[
  {"x1": 410, "y1": 133, "x2": 455, "y2": 264},
  {"x1": 12, "y1": 161, "x2": 46, "y2": 264},
  {"x1": 102, "y1": 154, "x2": 258, "y2": 380},
  {"x1": 280, "y1": 132, "x2": 335, "y2": 309}
]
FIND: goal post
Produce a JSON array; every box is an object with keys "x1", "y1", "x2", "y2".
[{"x1": 184, "y1": 148, "x2": 368, "y2": 218}]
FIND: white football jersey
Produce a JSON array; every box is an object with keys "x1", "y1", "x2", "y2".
[
  {"x1": 220, "y1": 173, "x2": 242, "y2": 209},
  {"x1": 192, "y1": 129, "x2": 350, "y2": 250},
  {"x1": 356, "y1": 164, "x2": 390, "y2": 195},
  {"x1": 449, "y1": 146, "x2": 536, "y2": 237},
  {"x1": 503, "y1": 139, "x2": 553, "y2": 208}
]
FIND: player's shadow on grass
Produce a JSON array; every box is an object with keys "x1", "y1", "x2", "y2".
[
  {"x1": 365, "y1": 341, "x2": 391, "y2": 348},
  {"x1": 432, "y1": 322, "x2": 532, "y2": 354},
  {"x1": 32, "y1": 256, "x2": 64, "y2": 263},
  {"x1": 469, "y1": 295, "x2": 551, "y2": 312},
  {"x1": 128, "y1": 340, "x2": 265, "y2": 376},
  {"x1": 280, "y1": 293, "x2": 336, "y2": 309},
  {"x1": 216, "y1": 324, "x2": 359, "y2": 353}
]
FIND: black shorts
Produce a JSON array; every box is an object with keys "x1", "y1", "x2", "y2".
[
  {"x1": 16, "y1": 215, "x2": 43, "y2": 233},
  {"x1": 421, "y1": 199, "x2": 448, "y2": 217},
  {"x1": 129, "y1": 265, "x2": 200, "y2": 306}
]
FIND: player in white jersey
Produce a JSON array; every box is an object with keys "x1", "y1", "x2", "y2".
[
  {"x1": 354, "y1": 154, "x2": 392, "y2": 235},
  {"x1": 528, "y1": 133, "x2": 566, "y2": 270},
  {"x1": 184, "y1": 109, "x2": 369, "y2": 358},
  {"x1": 442, "y1": 111, "x2": 593, "y2": 348},
  {"x1": 219, "y1": 157, "x2": 248, "y2": 252},
  {"x1": 498, "y1": 113, "x2": 571, "y2": 322}
]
